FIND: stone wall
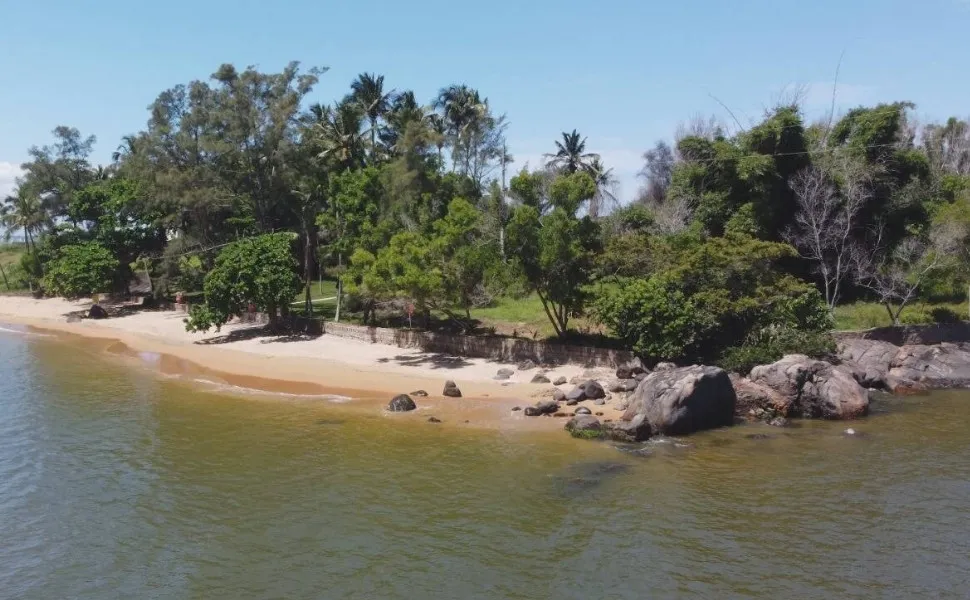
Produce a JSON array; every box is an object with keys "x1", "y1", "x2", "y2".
[
  {"x1": 834, "y1": 322, "x2": 970, "y2": 346},
  {"x1": 319, "y1": 321, "x2": 633, "y2": 367}
]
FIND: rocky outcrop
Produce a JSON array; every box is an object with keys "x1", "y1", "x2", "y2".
[
  {"x1": 524, "y1": 399, "x2": 559, "y2": 416},
  {"x1": 654, "y1": 362, "x2": 676, "y2": 372},
  {"x1": 565, "y1": 415, "x2": 602, "y2": 437},
  {"x1": 442, "y1": 381, "x2": 462, "y2": 397},
  {"x1": 388, "y1": 394, "x2": 417, "y2": 412},
  {"x1": 838, "y1": 339, "x2": 899, "y2": 389},
  {"x1": 730, "y1": 374, "x2": 793, "y2": 420},
  {"x1": 749, "y1": 355, "x2": 868, "y2": 419},
  {"x1": 517, "y1": 359, "x2": 538, "y2": 371},
  {"x1": 622, "y1": 366, "x2": 736, "y2": 436},
  {"x1": 888, "y1": 343, "x2": 970, "y2": 390}
]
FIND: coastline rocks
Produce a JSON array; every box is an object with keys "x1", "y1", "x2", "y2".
[
  {"x1": 608, "y1": 379, "x2": 639, "y2": 393},
  {"x1": 602, "y1": 414, "x2": 652, "y2": 442},
  {"x1": 749, "y1": 355, "x2": 869, "y2": 419},
  {"x1": 388, "y1": 394, "x2": 417, "y2": 412},
  {"x1": 565, "y1": 415, "x2": 602, "y2": 438},
  {"x1": 442, "y1": 381, "x2": 462, "y2": 398},
  {"x1": 615, "y1": 358, "x2": 647, "y2": 380},
  {"x1": 524, "y1": 399, "x2": 559, "y2": 417},
  {"x1": 623, "y1": 365, "x2": 736, "y2": 436},
  {"x1": 565, "y1": 386, "x2": 586, "y2": 405},
  {"x1": 88, "y1": 304, "x2": 109, "y2": 320},
  {"x1": 838, "y1": 339, "x2": 898, "y2": 389},
  {"x1": 553, "y1": 376, "x2": 567, "y2": 386},
  {"x1": 654, "y1": 362, "x2": 677, "y2": 372},
  {"x1": 574, "y1": 406, "x2": 592, "y2": 415},
  {"x1": 410, "y1": 390, "x2": 429, "y2": 397},
  {"x1": 495, "y1": 368, "x2": 514, "y2": 380},
  {"x1": 888, "y1": 343, "x2": 970, "y2": 390},
  {"x1": 582, "y1": 380, "x2": 606, "y2": 400},
  {"x1": 530, "y1": 373, "x2": 551, "y2": 384},
  {"x1": 517, "y1": 359, "x2": 538, "y2": 371},
  {"x1": 552, "y1": 388, "x2": 566, "y2": 402},
  {"x1": 730, "y1": 374, "x2": 793, "y2": 420}
]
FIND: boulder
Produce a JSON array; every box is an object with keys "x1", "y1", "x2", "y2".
[
  {"x1": 427, "y1": 417, "x2": 442, "y2": 423},
  {"x1": 608, "y1": 379, "x2": 639, "y2": 393},
  {"x1": 517, "y1": 359, "x2": 538, "y2": 371},
  {"x1": 552, "y1": 388, "x2": 566, "y2": 402},
  {"x1": 654, "y1": 362, "x2": 676, "y2": 372},
  {"x1": 442, "y1": 381, "x2": 462, "y2": 398},
  {"x1": 530, "y1": 373, "x2": 551, "y2": 384},
  {"x1": 749, "y1": 355, "x2": 869, "y2": 419},
  {"x1": 574, "y1": 406, "x2": 592, "y2": 415},
  {"x1": 524, "y1": 400, "x2": 559, "y2": 416},
  {"x1": 888, "y1": 343, "x2": 970, "y2": 390},
  {"x1": 594, "y1": 398, "x2": 606, "y2": 406},
  {"x1": 388, "y1": 394, "x2": 417, "y2": 412},
  {"x1": 88, "y1": 304, "x2": 109, "y2": 320},
  {"x1": 730, "y1": 374, "x2": 793, "y2": 419},
  {"x1": 615, "y1": 358, "x2": 647, "y2": 380},
  {"x1": 581, "y1": 380, "x2": 606, "y2": 400},
  {"x1": 602, "y1": 414, "x2": 651, "y2": 442},
  {"x1": 565, "y1": 386, "x2": 586, "y2": 405},
  {"x1": 565, "y1": 415, "x2": 602, "y2": 438},
  {"x1": 838, "y1": 339, "x2": 899, "y2": 388},
  {"x1": 410, "y1": 390, "x2": 429, "y2": 397},
  {"x1": 494, "y1": 369, "x2": 513, "y2": 381},
  {"x1": 553, "y1": 376, "x2": 567, "y2": 386},
  {"x1": 623, "y1": 366, "x2": 736, "y2": 435}
]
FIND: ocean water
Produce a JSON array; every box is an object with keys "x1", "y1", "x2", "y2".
[{"x1": 1, "y1": 324, "x2": 970, "y2": 599}]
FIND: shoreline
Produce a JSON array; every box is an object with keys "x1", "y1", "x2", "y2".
[{"x1": 0, "y1": 297, "x2": 624, "y2": 430}]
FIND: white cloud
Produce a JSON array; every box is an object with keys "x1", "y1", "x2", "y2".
[{"x1": 0, "y1": 161, "x2": 22, "y2": 198}]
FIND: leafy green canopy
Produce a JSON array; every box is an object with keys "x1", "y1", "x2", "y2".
[
  {"x1": 43, "y1": 243, "x2": 119, "y2": 298},
  {"x1": 594, "y1": 235, "x2": 831, "y2": 367},
  {"x1": 185, "y1": 233, "x2": 301, "y2": 332}
]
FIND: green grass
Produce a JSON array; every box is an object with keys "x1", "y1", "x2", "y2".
[
  {"x1": 0, "y1": 244, "x2": 26, "y2": 292},
  {"x1": 834, "y1": 301, "x2": 970, "y2": 330}
]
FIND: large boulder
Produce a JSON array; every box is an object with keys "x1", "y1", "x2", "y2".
[
  {"x1": 388, "y1": 394, "x2": 417, "y2": 412},
  {"x1": 623, "y1": 366, "x2": 736, "y2": 436},
  {"x1": 730, "y1": 374, "x2": 793, "y2": 419},
  {"x1": 838, "y1": 339, "x2": 900, "y2": 388},
  {"x1": 615, "y1": 358, "x2": 647, "y2": 380},
  {"x1": 749, "y1": 355, "x2": 869, "y2": 419},
  {"x1": 581, "y1": 380, "x2": 606, "y2": 400},
  {"x1": 88, "y1": 304, "x2": 109, "y2": 320},
  {"x1": 442, "y1": 380, "x2": 462, "y2": 397},
  {"x1": 888, "y1": 343, "x2": 970, "y2": 390},
  {"x1": 565, "y1": 415, "x2": 602, "y2": 438},
  {"x1": 602, "y1": 414, "x2": 652, "y2": 442},
  {"x1": 565, "y1": 386, "x2": 587, "y2": 405},
  {"x1": 524, "y1": 400, "x2": 559, "y2": 417}
]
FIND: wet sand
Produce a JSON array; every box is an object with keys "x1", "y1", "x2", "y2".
[{"x1": 0, "y1": 296, "x2": 625, "y2": 429}]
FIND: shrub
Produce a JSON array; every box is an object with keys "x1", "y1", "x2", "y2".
[
  {"x1": 718, "y1": 327, "x2": 836, "y2": 375},
  {"x1": 42, "y1": 243, "x2": 119, "y2": 298}
]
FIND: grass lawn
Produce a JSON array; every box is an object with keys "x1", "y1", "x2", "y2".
[
  {"x1": 834, "y1": 301, "x2": 970, "y2": 330},
  {"x1": 289, "y1": 279, "x2": 340, "y2": 319},
  {"x1": 466, "y1": 294, "x2": 601, "y2": 340}
]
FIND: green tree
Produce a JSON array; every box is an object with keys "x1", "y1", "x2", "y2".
[
  {"x1": 1, "y1": 190, "x2": 48, "y2": 253},
  {"x1": 350, "y1": 72, "x2": 394, "y2": 160},
  {"x1": 43, "y1": 242, "x2": 119, "y2": 298},
  {"x1": 545, "y1": 129, "x2": 599, "y2": 174},
  {"x1": 185, "y1": 233, "x2": 301, "y2": 332}
]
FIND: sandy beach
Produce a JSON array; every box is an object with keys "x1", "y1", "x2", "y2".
[{"x1": 0, "y1": 296, "x2": 624, "y2": 429}]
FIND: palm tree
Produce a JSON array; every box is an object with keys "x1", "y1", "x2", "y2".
[
  {"x1": 587, "y1": 157, "x2": 618, "y2": 219},
  {"x1": 309, "y1": 101, "x2": 369, "y2": 171},
  {"x1": 382, "y1": 91, "x2": 426, "y2": 153},
  {"x1": 545, "y1": 129, "x2": 599, "y2": 174},
  {"x1": 427, "y1": 113, "x2": 448, "y2": 167},
  {"x1": 350, "y1": 73, "x2": 394, "y2": 161},
  {"x1": 1, "y1": 190, "x2": 48, "y2": 253},
  {"x1": 433, "y1": 85, "x2": 487, "y2": 173}
]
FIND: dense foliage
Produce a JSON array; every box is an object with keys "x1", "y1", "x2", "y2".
[{"x1": 5, "y1": 60, "x2": 970, "y2": 369}]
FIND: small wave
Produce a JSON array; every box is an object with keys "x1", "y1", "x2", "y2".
[
  {"x1": 0, "y1": 325, "x2": 52, "y2": 338},
  {"x1": 188, "y1": 377, "x2": 353, "y2": 402}
]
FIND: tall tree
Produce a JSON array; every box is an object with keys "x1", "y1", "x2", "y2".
[
  {"x1": 1, "y1": 189, "x2": 48, "y2": 253},
  {"x1": 351, "y1": 73, "x2": 394, "y2": 160},
  {"x1": 19, "y1": 126, "x2": 97, "y2": 222},
  {"x1": 545, "y1": 130, "x2": 599, "y2": 175}
]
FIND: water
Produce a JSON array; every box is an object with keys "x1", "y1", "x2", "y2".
[{"x1": 2, "y1": 326, "x2": 970, "y2": 599}]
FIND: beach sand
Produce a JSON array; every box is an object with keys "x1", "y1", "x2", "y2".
[{"x1": 0, "y1": 296, "x2": 626, "y2": 430}]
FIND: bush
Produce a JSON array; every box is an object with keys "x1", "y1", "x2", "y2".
[
  {"x1": 42, "y1": 243, "x2": 119, "y2": 298},
  {"x1": 718, "y1": 327, "x2": 836, "y2": 374},
  {"x1": 593, "y1": 235, "x2": 831, "y2": 364}
]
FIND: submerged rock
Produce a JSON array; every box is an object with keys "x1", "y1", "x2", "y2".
[
  {"x1": 749, "y1": 355, "x2": 868, "y2": 420},
  {"x1": 388, "y1": 394, "x2": 417, "y2": 412},
  {"x1": 565, "y1": 415, "x2": 602, "y2": 438},
  {"x1": 623, "y1": 365, "x2": 736, "y2": 436}
]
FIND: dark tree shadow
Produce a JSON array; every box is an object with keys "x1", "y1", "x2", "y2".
[
  {"x1": 375, "y1": 352, "x2": 473, "y2": 370},
  {"x1": 195, "y1": 326, "x2": 322, "y2": 345}
]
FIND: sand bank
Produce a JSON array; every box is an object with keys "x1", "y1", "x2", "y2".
[{"x1": 0, "y1": 296, "x2": 625, "y2": 429}]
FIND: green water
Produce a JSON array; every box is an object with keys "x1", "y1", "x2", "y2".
[{"x1": 2, "y1": 325, "x2": 970, "y2": 599}]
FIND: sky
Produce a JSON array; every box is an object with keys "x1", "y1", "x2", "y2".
[{"x1": 2, "y1": 0, "x2": 970, "y2": 203}]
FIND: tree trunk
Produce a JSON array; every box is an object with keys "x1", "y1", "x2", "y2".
[
  {"x1": 0, "y1": 262, "x2": 9, "y2": 290},
  {"x1": 334, "y1": 253, "x2": 343, "y2": 322},
  {"x1": 885, "y1": 303, "x2": 899, "y2": 326},
  {"x1": 304, "y1": 227, "x2": 313, "y2": 316}
]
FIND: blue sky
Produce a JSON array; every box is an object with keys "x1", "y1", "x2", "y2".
[{"x1": 2, "y1": 0, "x2": 969, "y2": 202}]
